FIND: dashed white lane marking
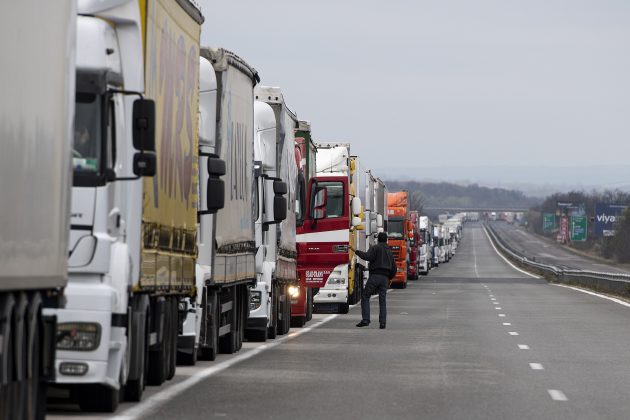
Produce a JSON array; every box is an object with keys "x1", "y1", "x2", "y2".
[
  {"x1": 495, "y1": 307, "x2": 502, "y2": 310},
  {"x1": 548, "y1": 389, "x2": 568, "y2": 401},
  {"x1": 498, "y1": 314, "x2": 506, "y2": 317},
  {"x1": 508, "y1": 331, "x2": 519, "y2": 336},
  {"x1": 490, "y1": 298, "x2": 496, "y2": 301},
  {"x1": 502, "y1": 322, "x2": 511, "y2": 326},
  {"x1": 530, "y1": 363, "x2": 544, "y2": 370},
  {"x1": 518, "y1": 344, "x2": 530, "y2": 350},
  {"x1": 553, "y1": 284, "x2": 630, "y2": 308},
  {"x1": 493, "y1": 302, "x2": 500, "y2": 305},
  {"x1": 489, "y1": 295, "x2": 494, "y2": 297},
  {"x1": 482, "y1": 226, "x2": 540, "y2": 279}
]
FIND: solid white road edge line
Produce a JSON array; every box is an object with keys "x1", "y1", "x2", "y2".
[
  {"x1": 552, "y1": 284, "x2": 630, "y2": 308},
  {"x1": 481, "y1": 226, "x2": 540, "y2": 279},
  {"x1": 548, "y1": 389, "x2": 568, "y2": 401},
  {"x1": 112, "y1": 293, "x2": 387, "y2": 420}
]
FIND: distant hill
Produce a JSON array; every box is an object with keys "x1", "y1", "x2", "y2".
[
  {"x1": 385, "y1": 181, "x2": 541, "y2": 217},
  {"x1": 376, "y1": 165, "x2": 630, "y2": 197}
]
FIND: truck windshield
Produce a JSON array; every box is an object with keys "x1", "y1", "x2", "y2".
[
  {"x1": 312, "y1": 181, "x2": 344, "y2": 218},
  {"x1": 388, "y1": 219, "x2": 404, "y2": 238},
  {"x1": 73, "y1": 92, "x2": 102, "y2": 173}
]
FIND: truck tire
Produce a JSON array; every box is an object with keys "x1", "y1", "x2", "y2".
[
  {"x1": 125, "y1": 309, "x2": 148, "y2": 401},
  {"x1": 166, "y1": 297, "x2": 177, "y2": 380},
  {"x1": 291, "y1": 316, "x2": 306, "y2": 328},
  {"x1": 306, "y1": 289, "x2": 313, "y2": 322},
  {"x1": 77, "y1": 384, "x2": 120, "y2": 413},
  {"x1": 338, "y1": 302, "x2": 350, "y2": 314},
  {"x1": 267, "y1": 286, "x2": 278, "y2": 340},
  {"x1": 277, "y1": 286, "x2": 290, "y2": 335},
  {"x1": 147, "y1": 300, "x2": 167, "y2": 386},
  {"x1": 25, "y1": 295, "x2": 45, "y2": 420}
]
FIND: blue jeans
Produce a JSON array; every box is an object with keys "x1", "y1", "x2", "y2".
[{"x1": 361, "y1": 274, "x2": 387, "y2": 324}]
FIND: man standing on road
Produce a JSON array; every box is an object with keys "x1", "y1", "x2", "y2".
[{"x1": 351, "y1": 232, "x2": 396, "y2": 329}]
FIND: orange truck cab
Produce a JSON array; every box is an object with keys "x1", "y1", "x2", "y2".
[{"x1": 386, "y1": 192, "x2": 412, "y2": 288}]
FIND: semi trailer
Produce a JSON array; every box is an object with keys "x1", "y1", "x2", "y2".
[
  {"x1": 177, "y1": 47, "x2": 260, "y2": 364},
  {"x1": 247, "y1": 86, "x2": 297, "y2": 339},
  {"x1": 48, "y1": 0, "x2": 206, "y2": 412},
  {"x1": 0, "y1": 1, "x2": 76, "y2": 418}
]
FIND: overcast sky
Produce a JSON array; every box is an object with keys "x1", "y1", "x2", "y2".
[{"x1": 198, "y1": 0, "x2": 630, "y2": 175}]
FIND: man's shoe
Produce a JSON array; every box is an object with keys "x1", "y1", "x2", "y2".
[
  {"x1": 356, "y1": 321, "x2": 370, "y2": 327},
  {"x1": 379, "y1": 323, "x2": 386, "y2": 329}
]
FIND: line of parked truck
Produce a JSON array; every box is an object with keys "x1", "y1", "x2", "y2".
[{"x1": 0, "y1": 0, "x2": 469, "y2": 417}]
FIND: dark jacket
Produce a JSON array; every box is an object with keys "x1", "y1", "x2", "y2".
[{"x1": 355, "y1": 243, "x2": 396, "y2": 278}]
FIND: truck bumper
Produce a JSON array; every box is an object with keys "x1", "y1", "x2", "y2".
[
  {"x1": 313, "y1": 288, "x2": 348, "y2": 304},
  {"x1": 44, "y1": 282, "x2": 125, "y2": 388}
]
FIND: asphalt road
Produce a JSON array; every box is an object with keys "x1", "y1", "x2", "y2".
[
  {"x1": 49, "y1": 224, "x2": 630, "y2": 420},
  {"x1": 490, "y1": 221, "x2": 630, "y2": 274}
]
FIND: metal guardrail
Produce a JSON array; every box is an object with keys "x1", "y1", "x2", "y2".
[{"x1": 483, "y1": 223, "x2": 630, "y2": 298}]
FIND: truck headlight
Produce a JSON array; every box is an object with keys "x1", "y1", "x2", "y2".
[
  {"x1": 327, "y1": 277, "x2": 345, "y2": 285},
  {"x1": 250, "y1": 291, "x2": 262, "y2": 311},
  {"x1": 288, "y1": 286, "x2": 300, "y2": 298},
  {"x1": 57, "y1": 322, "x2": 101, "y2": 351}
]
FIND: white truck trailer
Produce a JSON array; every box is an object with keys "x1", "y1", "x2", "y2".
[
  {"x1": 0, "y1": 1, "x2": 75, "y2": 418},
  {"x1": 246, "y1": 86, "x2": 297, "y2": 340},
  {"x1": 185, "y1": 48, "x2": 261, "y2": 361},
  {"x1": 418, "y1": 216, "x2": 432, "y2": 274},
  {"x1": 47, "y1": 0, "x2": 207, "y2": 412}
]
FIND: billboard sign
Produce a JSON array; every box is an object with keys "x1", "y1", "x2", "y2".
[
  {"x1": 542, "y1": 213, "x2": 555, "y2": 233},
  {"x1": 570, "y1": 215, "x2": 587, "y2": 242},
  {"x1": 594, "y1": 203, "x2": 628, "y2": 237},
  {"x1": 557, "y1": 201, "x2": 585, "y2": 217}
]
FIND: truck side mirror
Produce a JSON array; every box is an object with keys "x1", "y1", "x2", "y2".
[
  {"x1": 199, "y1": 154, "x2": 226, "y2": 215},
  {"x1": 312, "y1": 187, "x2": 327, "y2": 220},
  {"x1": 370, "y1": 220, "x2": 377, "y2": 234},
  {"x1": 133, "y1": 152, "x2": 156, "y2": 177},
  {"x1": 376, "y1": 214, "x2": 383, "y2": 228},
  {"x1": 273, "y1": 180, "x2": 288, "y2": 222},
  {"x1": 351, "y1": 216, "x2": 362, "y2": 227},
  {"x1": 132, "y1": 98, "x2": 156, "y2": 152},
  {"x1": 351, "y1": 196, "x2": 362, "y2": 216}
]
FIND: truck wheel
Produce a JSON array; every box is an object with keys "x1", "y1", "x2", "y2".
[
  {"x1": 147, "y1": 301, "x2": 167, "y2": 386},
  {"x1": 234, "y1": 286, "x2": 243, "y2": 352},
  {"x1": 25, "y1": 297, "x2": 45, "y2": 420},
  {"x1": 2, "y1": 315, "x2": 15, "y2": 420},
  {"x1": 277, "y1": 287, "x2": 289, "y2": 335},
  {"x1": 339, "y1": 302, "x2": 350, "y2": 314},
  {"x1": 291, "y1": 316, "x2": 306, "y2": 328},
  {"x1": 267, "y1": 286, "x2": 278, "y2": 340},
  {"x1": 166, "y1": 298, "x2": 177, "y2": 380},
  {"x1": 125, "y1": 309, "x2": 148, "y2": 401},
  {"x1": 77, "y1": 384, "x2": 120, "y2": 413},
  {"x1": 306, "y1": 289, "x2": 313, "y2": 322}
]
